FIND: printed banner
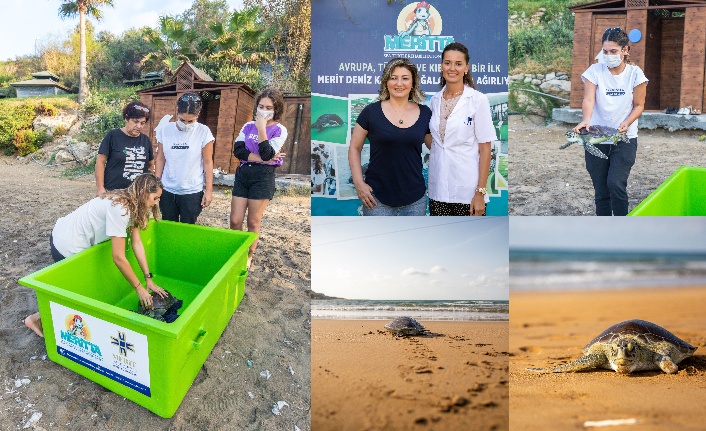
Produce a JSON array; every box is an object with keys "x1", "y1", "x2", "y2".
[
  {"x1": 311, "y1": 0, "x2": 508, "y2": 215},
  {"x1": 50, "y1": 302, "x2": 151, "y2": 396}
]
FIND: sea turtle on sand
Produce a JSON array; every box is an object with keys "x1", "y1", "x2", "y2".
[
  {"x1": 138, "y1": 291, "x2": 183, "y2": 323},
  {"x1": 312, "y1": 114, "x2": 346, "y2": 132},
  {"x1": 384, "y1": 317, "x2": 428, "y2": 337},
  {"x1": 560, "y1": 125, "x2": 629, "y2": 159},
  {"x1": 527, "y1": 319, "x2": 696, "y2": 375}
]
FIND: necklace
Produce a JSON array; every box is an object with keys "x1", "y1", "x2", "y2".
[
  {"x1": 388, "y1": 101, "x2": 408, "y2": 125},
  {"x1": 442, "y1": 93, "x2": 461, "y2": 120},
  {"x1": 444, "y1": 88, "x2": 464, "y2": 99}
]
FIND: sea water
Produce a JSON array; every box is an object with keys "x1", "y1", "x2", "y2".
[
  {"x1": 510, "y1": 249, "x2": 706, "y2": 291},
  {"x1": 311, "y1": 299, "x2": 508, "y2": 321}
]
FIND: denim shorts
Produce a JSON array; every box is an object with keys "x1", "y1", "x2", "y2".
[
  {"x1": 362, "y1": 194, "x2": 427, "y2": 216},
  {"x1": 232, "y1": 163, "x2": 276, "y2": 200}
]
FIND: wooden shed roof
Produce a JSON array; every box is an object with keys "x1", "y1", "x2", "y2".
[
  {"x1": 136, "y1": 79, "x2": 255, "y2": 96},
  {"x1": 570, "y1": 0, "x2": 706, "y2": 11},
  {"x1": 171, "y1": 61, "x2": 213, "y2": 82}
]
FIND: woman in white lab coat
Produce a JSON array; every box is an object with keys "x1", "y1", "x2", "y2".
[{"x1": 427, "y1": 42, "x2": 497, "y2": 216}]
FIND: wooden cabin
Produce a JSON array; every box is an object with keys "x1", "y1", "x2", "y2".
[
  {"x1": 569, "y1": 0, "x2": 706, "y2": 111},
  {"x1": 138, "y1": 62, "x2": 310, "y2": 175}
]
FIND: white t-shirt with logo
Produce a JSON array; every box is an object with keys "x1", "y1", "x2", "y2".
[
  {"x1": 52, "y1": 197, "x2": 130, "y2": 257},
  {"x1": 156, "y1": 122, "x2": 215, "y2": 194},
  {"x1": 581, "y1": 63, "x2": 648, "y2": 139}
]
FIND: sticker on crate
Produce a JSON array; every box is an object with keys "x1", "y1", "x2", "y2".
[{"x1": 49, "y1": 302, "x2": 152, "y2": 396}]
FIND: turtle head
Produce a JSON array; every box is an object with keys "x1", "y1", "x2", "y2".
[
  {"x1": 607, "y1": 337, "x2": 649, "y2": 374},
  {"x1": 565, "y1": 130, "x2": 580, "y2": 141}
]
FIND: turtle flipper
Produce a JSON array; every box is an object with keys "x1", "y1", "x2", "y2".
[
  {"x1": 584, "y1": 143, "x2": 608, "y2": 159},
  {"x1": 559, "y1": 141, "x2": 575, "y2": 150},
  {"x1": 657, "y1": 355, "x2": 679, "y2": 374},
  {"x1": 526, "y1": 353, "x2": 607, "y2": 373}
]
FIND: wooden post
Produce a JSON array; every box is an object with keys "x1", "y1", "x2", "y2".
[
  {"x1": 213, "y1": 89, "x2": 239, "y2": 173},
  {"x1": 570, "y1": 11, "x2": 593, "y2": 109},
  {"x1": 626, "y1": 10, "x2": 647, "y2": 70},
  {"x1": 681, "y1": 7, "x2": 706, "y2": 111}
]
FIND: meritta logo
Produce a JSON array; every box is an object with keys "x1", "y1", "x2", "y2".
[
  {"x1": 606, "y1": 88, "x2": 625, "y2": 96},
  {"x1": 384, "y1": 2, "x2": 453, "y2": 54}
]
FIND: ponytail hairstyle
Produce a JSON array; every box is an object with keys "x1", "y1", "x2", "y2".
[
  {"x1": 601, "y1": 27, "x2": 632, "y2": 65},
  {"x1": 440, "y1": 42, "x2": 476, "y2": 89},
  {"x1": 102, "y1": 173, "x2": 162, "y2": 230}
]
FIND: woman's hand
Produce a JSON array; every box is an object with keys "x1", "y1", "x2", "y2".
[
  {"x1": 573, "y1": 120, "x2": 590, "y2": 133},
  {"x1": 617, "y1": 122, "x2": 628, "y2": 133},
  {"x1": 145, "y1": 279, "x2": 168, "y2": 299},
  {"x1": 355, "y1": 181, "x2": 377, "y2": 209},
  {"x1": 470, "y1": 193, "x2": 486, "y2": 216},
  {"x1": 269, "y1": 151, "x2": 286, "y2": 165},
  {"x1": 255, "y1": 111, "x2": 268, "y2": 131},
  {"x1": 136, "y1": 286, "x2": 154, "y2": 310},
  {"x1": 201, "y1": 190, "x2": 212, "y2": 208}
]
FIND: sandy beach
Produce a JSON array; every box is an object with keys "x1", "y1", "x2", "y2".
[
  {"x1": 508, "y1": 115, "x2": 706, "y2": 215},
  {"x1": 312, "y1": 320, "x2": 508, "y2": 431},
  {"x1": 510, "y1": 286, "x2": 706, "y2": 431},
  {"x1": 0, "y1": 156, "x2": 311, "y2": 430}
]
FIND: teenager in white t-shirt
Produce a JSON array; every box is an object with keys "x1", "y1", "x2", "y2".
[
  {"x1": 427, "y1": 42, "x2": 497, "y2": 216},
  {"x1": 574, "y1": 27, "x2": 648, "y2": 216},
  {"x1": 155, "y1": 93, "x2": 215, "y2": 224},
  {"x1": 24, "y1": 174, "x2": 167, "y2": 338}
]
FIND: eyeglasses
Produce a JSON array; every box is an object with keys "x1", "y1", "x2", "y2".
[{"x1": 604, "y1": 27, "x2": 622, "y2": 35}]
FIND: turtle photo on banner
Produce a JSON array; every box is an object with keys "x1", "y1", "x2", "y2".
[{"x1": 311, "y1": 0, "x2": 509, "y2": 216}]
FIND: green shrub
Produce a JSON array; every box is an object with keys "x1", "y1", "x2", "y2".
[
  {"x1": 53, "y1": 124, "x2": 69, "y2": 137},
  {"x1": 36, "y1": 101, "x2": 59, "y2": 116},
  {"x1": 0, "y1": 102, "x2": 36, "y2": 153},
  {"x1": 12, "y1": 128, "x2": 50, "y2": 156},
  {"x1": 79, "y1": 109, "x2": 123, "y2": 142},
  {"x1": 82, "y1": 85, "x2": 142, "y2": 115}
]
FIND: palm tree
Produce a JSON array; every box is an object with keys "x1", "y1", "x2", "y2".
[
  {"x1": 142, "y1": 15, "x2": 197, "y2": 79},
  {"x1": 58, "y1": 0, "x2": 114, "y2": 103},
  {"x1": 209, "y1": 7, "x2": 273, "y2": 67}
]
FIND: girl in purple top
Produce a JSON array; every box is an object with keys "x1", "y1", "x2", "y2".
[{"x1": 230, "y1": 88, "x2": 288, "y2": 268}]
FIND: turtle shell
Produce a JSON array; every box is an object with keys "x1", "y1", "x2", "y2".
[
  {"x1": 582, "y1": 319, "x2": 696, "y2": 355},
  {"x1": 584, "y1": 125, "x2": 620, "y2": 136},
  {"x1": 384, "y1": 316, "x2": 426, "y2": 334},
  {"x1": 138, "y1": 291, "x2": 183, "y2": 323}
]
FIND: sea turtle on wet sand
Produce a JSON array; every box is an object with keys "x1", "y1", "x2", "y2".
[
  {"x1": 384, "y1": 316, "x2": 428, "y2": 337},
  {"x1": 138, "y1": 291, "x2": 183, "y2": 323},
  {"x1": 312, "y1": 114, "x2": 346, "y2": 132},
  {"x1": 560, "y1": 125, "x2": 629, "y2": 159},
  {"x1": 527, "y1": 319, "x2": 697, "y2": 375}
]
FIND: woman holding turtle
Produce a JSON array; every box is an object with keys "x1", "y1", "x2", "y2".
[
  {"x1": 427, "y1": 42, "x2": 496, "y2": 216},
  {"x1": 573, "y1": 27, "x2": 648, "y2": 216},
  {"x1": 349, "y1": 57, "x2": 432, "y2": 216},
  {"x1": 24, "y1": 174, "x2": 168, "y2": 338}
]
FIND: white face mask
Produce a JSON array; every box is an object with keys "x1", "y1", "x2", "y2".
[
  {"x1": 257, "y1": 109, "x2": 274, "y2": 121},
  {"x1": 176, "y1": 120, "x2": 196, "y2": 132},
  {"x1": 604, "y1": 54, "x2": 623, "y2": 69}
]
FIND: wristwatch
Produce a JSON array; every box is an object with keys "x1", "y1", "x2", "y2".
[
  {"x1": 476, "y1": 187, "x2": 487, "y2": 195},
  {"x1": 145, "y1": 272, "x2": 153, "y2": 279}
]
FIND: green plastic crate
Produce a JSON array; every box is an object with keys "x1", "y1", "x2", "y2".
[
  {"x1": 19, "y1": 220, "x2": 256, "y2": 418},
  {"x1": 629, "y1": 166, "x2": 706, "y2": 216}
]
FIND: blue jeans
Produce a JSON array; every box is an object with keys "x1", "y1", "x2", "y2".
[
  {"x1": 584, "y1": 138, "x2": 637, "y2": 216},
  {"x1": 362, "y1": 194, "x2": 427, "y2": 216}
]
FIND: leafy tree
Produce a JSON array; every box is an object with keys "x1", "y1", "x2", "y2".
[
  {"x1": 180, "y1": 0, "x2": 230, "y2": 59},
  {"x1": 92, "y1": 27, "x2": 154, "y2": 86},
  {"x1": 208, "y1": 7, "x2": 273, "y2": 68},
  {"x1": 142, "y1": 16, "x2": 197, "y2": 79},
  {"x1": 58, "y1": 0, "x2": 115, "y2": 103}
]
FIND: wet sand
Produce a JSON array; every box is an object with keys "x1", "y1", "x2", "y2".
[
  {"x1": 510, "y1": 287, "x2": 706, "y2": 431},
  {"x1": 312, "y1": 320, "x2": 508, "y2": 431}
]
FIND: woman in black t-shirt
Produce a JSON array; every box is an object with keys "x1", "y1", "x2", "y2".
[
  {"x1": 95, "y1": 101, "x2": 155, "y2": 196},
  {"x1": 349, "y1": 57, "x2": 432, "y2": 216}
]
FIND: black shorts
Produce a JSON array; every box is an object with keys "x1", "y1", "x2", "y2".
[
  {"x1": 159, "y1": 189, "x2": 204, "y2": 224},
  {"x1": 429, "y1": 198, "x2": 486, "y2": 216},
  {"x1": 232, "y1": 163, "x2": 276, "y2": 200}
]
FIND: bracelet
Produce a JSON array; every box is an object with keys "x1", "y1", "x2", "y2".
[{"x1": 133, "y1": 282, "x2": 142, "y2": 290}]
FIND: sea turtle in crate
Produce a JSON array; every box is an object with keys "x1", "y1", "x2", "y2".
[
  {"x1": 138, "y1": 291, "x2": 183, "y2": 323},
  {"x1": 312, "y1": 114, "x2": 346, "y2": 132},
  {"x1": 527, "y1": 319, "x2": 696, "y2": 374},
  {"x1": 384, "y1": 317, "x2": 428, "y2": 337},
  {"x1": 560, "y1": 125, "x2": 629, "y2": 159}
]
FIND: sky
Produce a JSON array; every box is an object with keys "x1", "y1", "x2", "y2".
[
  {"x1": 312, "y1": 217, "x2": 509, "y2": 301},
  {"x1": 0, "y1": 0, "x2": 244, "y2": 61},
  {"x1": 510, "y1": 217, "x2": 706, "y2": 252}
]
